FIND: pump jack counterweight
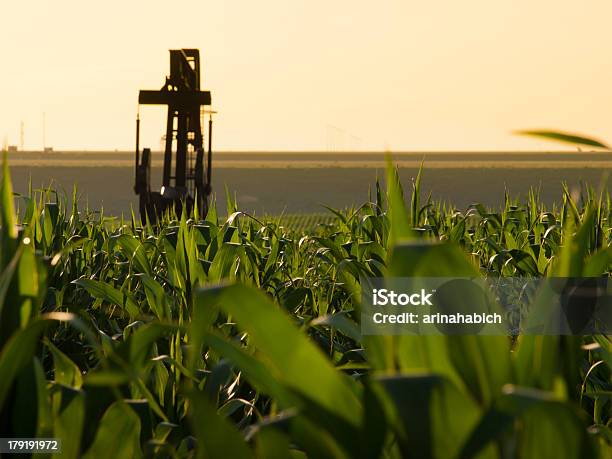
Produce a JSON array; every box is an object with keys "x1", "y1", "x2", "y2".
[{"x1": 134, "y1": 49, "x2": 214, "y2": 223}]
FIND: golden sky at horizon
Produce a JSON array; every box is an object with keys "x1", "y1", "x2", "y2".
[{"x1": 2, "y1": 0, "x2": 612, "y2": 151}]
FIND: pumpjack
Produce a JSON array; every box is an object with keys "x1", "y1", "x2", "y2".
[{"x1": 134, "y1": 49, "x2": 214, "y2": 223}]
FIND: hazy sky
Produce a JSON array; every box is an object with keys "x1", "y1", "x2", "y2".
[{"x1": 2, "y1": 1, "x2": 612, "y2": 151}]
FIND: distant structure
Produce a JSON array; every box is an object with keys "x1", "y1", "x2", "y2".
[
  {"x1": 134, "y1": 49, "x2": 214, "y2": 223},
  {"x1": 325, "y1": 124, "x2": 363, "y2": 152},
  {"x1": 19, "y1": 121, "x2": 24, "y2": 151},
  {"x1": 7, "y1": 146, "x2": 17, "y2": 153},
  {"x1": 41, "y1": 112, "x2": 53, "y2": 152},
  {"x1": 326, "y1": 124, "x2": 345, "y2": 152}
]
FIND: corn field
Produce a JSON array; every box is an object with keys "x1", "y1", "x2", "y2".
[{"x1": 0, "y1": 156, "x2": 610, "y2": 458}]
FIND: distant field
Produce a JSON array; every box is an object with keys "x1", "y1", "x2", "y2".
[
  {"x1": 7, "y1": 149, "x2": 612, "y2": 168},
  {"x1": 7, "y1": 150, "x2": 611, "y2": 216},
  {"x1": 271, "y1": 213, "x2": 336, "y2": 232}
]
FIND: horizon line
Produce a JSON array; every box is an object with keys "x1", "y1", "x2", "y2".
[{"x1": 4, "y1": 148, "x2": 609, "y2": 154}]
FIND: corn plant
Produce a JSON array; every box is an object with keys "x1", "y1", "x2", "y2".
[{"x1": 0, "y1": 153, "x2": 609, "y2": 458}]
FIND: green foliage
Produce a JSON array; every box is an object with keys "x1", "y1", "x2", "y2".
[
  {"x1": 516, "y1": 130, "x2": 609, "y2": 149},
  {"x1": 0, "y1": 155, "x2": 610, "y2": 458}
]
